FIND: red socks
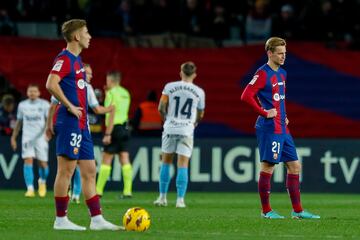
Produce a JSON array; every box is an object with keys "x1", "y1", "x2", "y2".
[
  {"x1": 55, "y1": 195, "x2": 102, "y2": 217},
  {"x1": 55, "y1": 196, "x2": 69, "y2": 217},
  {"x1": 286, "y1": 174, "x2": 303, "y2": 213},
  {"x1": 86, "y1": 195, "x2": 102, "y2": 217},
  {"x1": 258, "y1": 171, "x2": 272, "y2": 214},
  {"x1": 259, "y1": 172, "x2": 303, "y2": 214}
]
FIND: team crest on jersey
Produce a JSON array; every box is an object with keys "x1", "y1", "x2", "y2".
[
  {"x1": 73, "y1": 147, "x2": 79, "y2": 155},
  {"x1": 273, "y1": 153, "x2": 278, "y2": 160},
  {"x1": 273, "y1": 93, "x2": 285, "y2": 101},
  {"x1": 52, "y1": 60, "x2": 64, "y2": 72},
  {"x1": 77, "y1": 79, "x2": 86, "y2": 89}
]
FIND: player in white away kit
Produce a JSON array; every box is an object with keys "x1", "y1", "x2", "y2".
[
  {"x1": 11, "y1": 84, "x2": 50, "y2": 197},
  {"x1": 154, "y1": 61, "x2": 205, "y2": 208}
]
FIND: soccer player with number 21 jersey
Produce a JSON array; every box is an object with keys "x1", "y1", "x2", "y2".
[{"x1": 241, "y1": 37, "x2": 320, "y2": 219}]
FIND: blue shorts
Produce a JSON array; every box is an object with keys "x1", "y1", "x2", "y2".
[
  {"x1": 256, "y1": 129, "x2": 298, "y2": 164},
  {"x1": 55, "y1": 126, "x2": 94, "y2": 160}
]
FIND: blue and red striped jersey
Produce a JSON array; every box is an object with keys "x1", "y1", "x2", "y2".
[
  {"x1": 241, "y1": 64, "x2": 289, "y2": 134},
  {"x1": 49, "y1": 49, "x2": 88, "y2": 130}
]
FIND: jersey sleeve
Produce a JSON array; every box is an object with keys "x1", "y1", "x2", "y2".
[
  {"x1": 43, "y1": 100, "x2": 50, "y2": 118},
  {"x1": 104, "y1": 90, "x2": 113, "y2": 107},
  {"x1": 125, "y1": 88, "x2": 131, "y2": 105},
  {"x1": 16, "y1": 103, "x2": 23, "y2": 120},
  {"x1": 87, "y1": 84, "x2": 99, "y2": 108},
  {"x1": 197, "y1": 88, "x2": 205, "y2": 110},
  {"x1": 162, "y1": 83, "x2": 170, "y2": 96},
  {"x1": 241, "y1": 70, "x2": 267, "y2": 117},
  {"x1": 50, "y1": 55, "x2": 71, "y2": 79}
]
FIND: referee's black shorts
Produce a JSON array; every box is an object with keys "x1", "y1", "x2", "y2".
[{"x1": 103, "y1": 124, "x2": 130, "y2": 153}]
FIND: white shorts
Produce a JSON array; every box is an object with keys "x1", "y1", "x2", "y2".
[
  {"x1": 161, "y1": 134, "x2": 194, "y2": 158},
  {"x1": 22, "y1": 136, "x2": 49, "y2": 162}
]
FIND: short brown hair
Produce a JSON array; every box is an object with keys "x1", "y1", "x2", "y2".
[
  {"x1": 265, "y1": 37, "x2": 286, "y2": 52},
  {"x1": 1, "y1": 94, "x2": 14, "y2": 106},
  {"x1": 62, "y1": 19, "x2": 87, "y2": 42},
  {"x1": 106, "y1": 71, "x2": 122, "y2": 83},
  {"x1": 28, "y1": 83, "x2": 39, "y2": 89},
  {"x1": 181, "y1": 61, "x2": 197, "y2": 77}
]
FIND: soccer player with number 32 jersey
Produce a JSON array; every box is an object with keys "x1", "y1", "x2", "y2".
[{"x1": 46, "y1": 19, "x2": 121, "y2": 231}]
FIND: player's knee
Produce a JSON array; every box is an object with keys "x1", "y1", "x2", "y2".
[
  {"x1": 287, "y1": 161, "x2": 301, "y2": 174},
  {"x1": 57, "y1": 169, "x2": 73, "y2": 180},
  {"x1": 81, "y1": 171, "x2": 96, "y2": 182}
]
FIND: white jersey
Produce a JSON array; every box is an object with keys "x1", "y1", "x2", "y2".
[
  {"x1": 50, "y1": 83, "x2": 99, "y2": 108},
  {"x1": 162, "y1": 80, "x2": 205, "y2": 136},
  {"x1": 17, "y1": 98, "x2": 50, "y2": 141}
]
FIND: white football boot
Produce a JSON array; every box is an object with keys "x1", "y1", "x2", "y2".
[
  {"x1": 153, "y1": 196, "x2": 168, "y2": 207},
  {"x1": 53, "y1": 216, "x2": 86, "y2": 231},
  {"x1": 90, "y1": 215, "x2": 124, "y2": 231},
  {"x1": 176, "y1": 198, "x2": 186, "y2": 208}
]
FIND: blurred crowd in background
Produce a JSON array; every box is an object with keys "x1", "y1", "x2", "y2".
[
  {"x1": 1, "y1": 0, "x2": 360, "y2": 48},
  {"x1": 1, "y1": 0, "x2": 360, "y2": 136}
]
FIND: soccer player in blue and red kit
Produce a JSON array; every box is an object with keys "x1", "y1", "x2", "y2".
[
  {"x1": 241, "y1": 37, "x2": 320, "y2": 219},
  {"x1": 46, "y1": 19, "x2": 121, "y2": 230}
]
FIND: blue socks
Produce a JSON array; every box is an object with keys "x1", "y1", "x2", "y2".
[
  {"x1": 72, "y1": 167, "x2": 82, "y2": 196},
  {"x1": 176, "y1": 167, "x2": 188, "y2": 198},
  {"x1": 38, "y1": 166, "x2": 49, "y2": 183},
  {"x1": 159, "y1": 163, "x2": 170, "y2": 194},
  {"x1": 159, "y1": 164, "x2": 189, "y2": 199},
  {"x1": 23, "y1": 164, "x2": 34, "y2": 189}
]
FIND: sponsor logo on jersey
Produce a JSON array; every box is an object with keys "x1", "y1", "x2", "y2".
[
  {"x1": 272, "y1": 82, "x2": 284, "y2": 87},
  {"x1": 273, "y1": 93, "x2": 285, "y2": 101},
  {"x1": 25, "y1": 116, "x2": 41, "y2": 121},
  {"x1": 76, "y1": 68, "x2": 85, "y2": 74},
  {"x1": 77, "y1": 79, "x2": 86, "y2": 89},
  {"x1": 52, "y1": 60, "x2": 64, "y2": 72}
]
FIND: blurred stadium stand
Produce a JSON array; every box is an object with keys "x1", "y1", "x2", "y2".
[
  {"x1": 1, "y1": 37, "x2": 360, "y2": 138},
  {"x1": 16, "y1": 22, "x2": 58, "y2": 39},
  {"x1": 1, "y1": 0, "x2": 360, "y2": 138}
]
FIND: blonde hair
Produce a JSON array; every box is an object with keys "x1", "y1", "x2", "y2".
[
  {"x1": 181, "y1": 61, "x2": 197, "y2": 77},
  {"x1": 61, "y1": 19, "x2": 87, "y2": 42},
  {"x1": 265, "y1": 37, "x2": 286, "y2": 52}
]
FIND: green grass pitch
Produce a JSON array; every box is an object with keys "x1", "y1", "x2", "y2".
[{"x1": 1, "y1": 190, "x2": 359, "y2": 239}]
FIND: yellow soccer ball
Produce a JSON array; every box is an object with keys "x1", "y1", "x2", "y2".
[{"x1": 123, "y1": 207, "x2": 151, "y2": 232}]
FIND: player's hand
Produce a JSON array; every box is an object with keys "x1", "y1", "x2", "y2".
[
  {"x1": 45, "y1": 125, "x2": 54, "y2": 141},
  {"x1": 286, "y1": 117, "x2": 289, "y2": 125},
  {"x1": 102, "y1": 135, "x2": 112, "y2": 145},
  {"x1": 265, "y1": 108, "x2": 277, "y2": 118},
  {"x1": 10, "y1": 137, "x2": 17, "y2": 151},
  {"x1": 108, "y1": 105, "x2": 115, "y2": 113},
  {"x1": 68, "y1": 105, "x2": 83, "y2": 119}
]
